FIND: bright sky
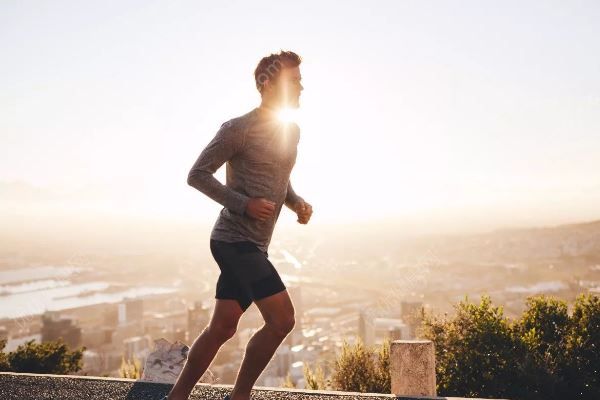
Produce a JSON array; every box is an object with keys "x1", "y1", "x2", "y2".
[{"x1": 1, "y1": 1, "x2": 599, "y2": 230}]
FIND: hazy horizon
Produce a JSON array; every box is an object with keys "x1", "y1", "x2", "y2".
[{"x1": 2, "y1": 1, "x2": 600, "y2": 233}]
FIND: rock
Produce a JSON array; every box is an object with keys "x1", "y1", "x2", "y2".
[{"x1": 140, "y1": 338, "x2": 216, "y2": 384}]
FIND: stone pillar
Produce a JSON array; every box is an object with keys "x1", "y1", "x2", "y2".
[{"x1": 390, "y1": 340, "x2": 436, "y2": 397}]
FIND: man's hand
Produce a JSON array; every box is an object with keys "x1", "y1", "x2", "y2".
[
  {"x1": 294, "y1": 200, "x2": 313, "y2": 224},
  {"x1": 246, "y1": 198, "x2": 276, "y2": 221}
]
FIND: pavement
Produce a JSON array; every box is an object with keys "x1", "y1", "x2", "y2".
[{"x1": 0, "y1": 372, "x2": 507, "y2": 400}]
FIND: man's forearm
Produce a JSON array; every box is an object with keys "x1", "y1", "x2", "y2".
[
  {"x1": 187, "y1": 120, "x2": 250, "y2": 216},
  {"x1": 284, "y1": 180, "x2": 304, "y2": 210},
  {"x1": 187, "y1": 171, "x2": 250, "y2": 216}
]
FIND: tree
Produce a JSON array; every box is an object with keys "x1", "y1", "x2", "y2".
[
  {"x1": 421, "y1": 295, "x2": 522, "y2": 399},
  {"x1": 0, "y1": 339, "x2": 10, "y2": 371},
  {"x1": 514, "y1": 295, "x2": 571, "y2": 398},
  {"x1": 421, "y1": 293, "x2": 600, "y2": 400},
  {"x1": 564, "y1": 293, "x2": 600, "y2": 399},
  {"x1": 0, "y1": 338, "x2": 85, "y2": 374}
]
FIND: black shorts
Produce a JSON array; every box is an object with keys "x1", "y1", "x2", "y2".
[{"x1": 210, "y1": 239, "x2": 287, "y2": 312}]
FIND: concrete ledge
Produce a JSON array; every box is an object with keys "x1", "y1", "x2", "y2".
[
  {"x1": 391, "y1": 340, "x2": 436, "y2": 397},
  {"x1": 0, "y1": 372, "x2": 508, "y2": 400}
]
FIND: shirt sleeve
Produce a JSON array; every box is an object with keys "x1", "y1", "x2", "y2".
[
  {"x1": 285, "y1": 180, "x2": 304, "y2": 210},
  {"x1": 187, "y1": 120, "x2": 251, "y2": 216},
  {"x1": 284, "y1": 123, "x2": 303, "y2": 210}
]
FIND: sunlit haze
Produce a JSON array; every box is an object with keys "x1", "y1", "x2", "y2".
[
  {"x1": 2, "y1": 3, "x2": 600, "y2": 390},
  {"x1": 2, "y1": 1, "x2": 599, "y2": 234}
]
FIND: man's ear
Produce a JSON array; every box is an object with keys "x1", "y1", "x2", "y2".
[{"x1": 262, "y1": 78, "x2": 271, "y2": 93}]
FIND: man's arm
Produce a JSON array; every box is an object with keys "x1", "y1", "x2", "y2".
[
  {"x1": 284, "y1": 180, "x2": 304, "y2": 210},
  {"x1": 187, "y1": 121, "x2": 250, "y2": 215}
]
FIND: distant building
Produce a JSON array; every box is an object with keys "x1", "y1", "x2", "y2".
[
  {"x1": 287, "y1": 284, "x2": 303, "y2": 325},
  {"x1": 358, "y1": 311, "x2": 408, "y2": 346},
  {"x1": 400, "y1": 301, "x2": 423, "y2": 338},
  {"x1": 103, "y1": 298, "x2": 144, "y2": 328},
  {"x1": 358, "y1": 309, "x2": 374, "y2": 346},
  {"x1": 41, "y1": 311, "x2": 82, "y2": 349},
  {"x1": 400, "y1": 301, "x2": 423, "y2": 321},
  {"x1": 257, "y1": 344, "x2": 292, "y2": 387},
  {"x1": 170, "y1": 327, "x2": 185, "y2": 344},
  {"x1": 374, "y1": 317, "x2": 408, "y2": 345},
  {"x1": 284, "y1": 285, "x2": 303, "y2": 346},
  {"x1": 123, "y1": 335, "x2": 152, "y2": 361},
  {"x1": 144, "y1": 309, "x2": 187, "y2": 343},
  {"x1": 273, "y1": 344, "x2": 292, "y2": 377},
  {"x1": 118, "y1": 297, "x2": 144, "y2": 326},
  {"x1": 388, "y1": 326, "x2": 403, "y2": 341},
  {"x1": 187, "y1": 301, "x2": 210, "y2": 342},
  {"x1": 82, "y1": 326, "x2": 114, "y2": 347},
  {"x1": 104, "y1": 304, "x2": 119, "y2": 327}
]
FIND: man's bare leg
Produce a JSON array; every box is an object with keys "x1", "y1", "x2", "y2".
[
  {"x1": 168, "y1": 299, "x2": 244, "y2": 400},
  {"x1": 230, "y1": 289, "x2": 295, "y2": 400}
]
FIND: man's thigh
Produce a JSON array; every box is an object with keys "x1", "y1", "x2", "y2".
[
  {"x1": 254, "y1": 288, "x2": 295, "y2": 325},
  {"x1": 208, "y1": 298, "x2": 245, "y2": 332}
]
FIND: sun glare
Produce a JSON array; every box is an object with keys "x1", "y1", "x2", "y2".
[{"x1": 278, "y1": 108, "x2": 299, "y2": 123}]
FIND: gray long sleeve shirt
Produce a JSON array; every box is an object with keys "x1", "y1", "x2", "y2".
[{"x1": 187, "y1": 107, "x2": 304, "y2": 253}]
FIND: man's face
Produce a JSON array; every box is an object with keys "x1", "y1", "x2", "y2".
[{"x1": 273, "y1": 66, "x2": 303, "y2": 109}]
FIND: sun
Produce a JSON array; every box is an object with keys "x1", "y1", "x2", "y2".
[{"x1": 277, "y1": 107, "x2": 300, "y2": 123}]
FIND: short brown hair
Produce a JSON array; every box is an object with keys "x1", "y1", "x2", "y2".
[{"x1": 254, "y1": 50, "x2": 302, "y2": 94}]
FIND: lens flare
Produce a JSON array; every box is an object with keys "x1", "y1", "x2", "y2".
[{"x1": 278, "y1": 107, "x2": 299, "y2": 123}]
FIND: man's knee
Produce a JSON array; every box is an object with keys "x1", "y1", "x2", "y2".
[
  {"x1": 266, "y1": 315, "x2": 295, "y2": 337},
  {"x1": 208, "y1": 323, "x2": 237, "y2": 341}
]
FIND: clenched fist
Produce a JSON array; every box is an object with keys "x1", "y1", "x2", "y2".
[
  {"x1": 294, "y1": 200, "x2": 313, "y2": 224},
  {"x1": 245, "y1": 198, "x2": 276, "y2": 222}
]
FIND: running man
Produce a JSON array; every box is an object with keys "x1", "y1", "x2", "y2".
[{"x1": 167, "y1": 50, "x2": 313, "y2": 400}]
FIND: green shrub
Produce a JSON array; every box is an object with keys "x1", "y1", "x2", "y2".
[
  {"x1": 0, "y1": 338, "x2": 85, "y2": 374},
  {"x1": 119, "y1": 355, "x2": 142, "y2": 379},
  {"x1": 329, "y1": 336, "x2": 391, "y2": 393},
  {"x1": 422, "y1": 293, "x2": 600, "y2": 400}
]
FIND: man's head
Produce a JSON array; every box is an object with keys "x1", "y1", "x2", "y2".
[{"x1": 254, "y1": 50, "x2": 303, "y2": 109}]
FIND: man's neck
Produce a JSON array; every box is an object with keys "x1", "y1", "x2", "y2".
[{"x1": 257, "y1": 99, "x2": 283, "y2": 120}]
